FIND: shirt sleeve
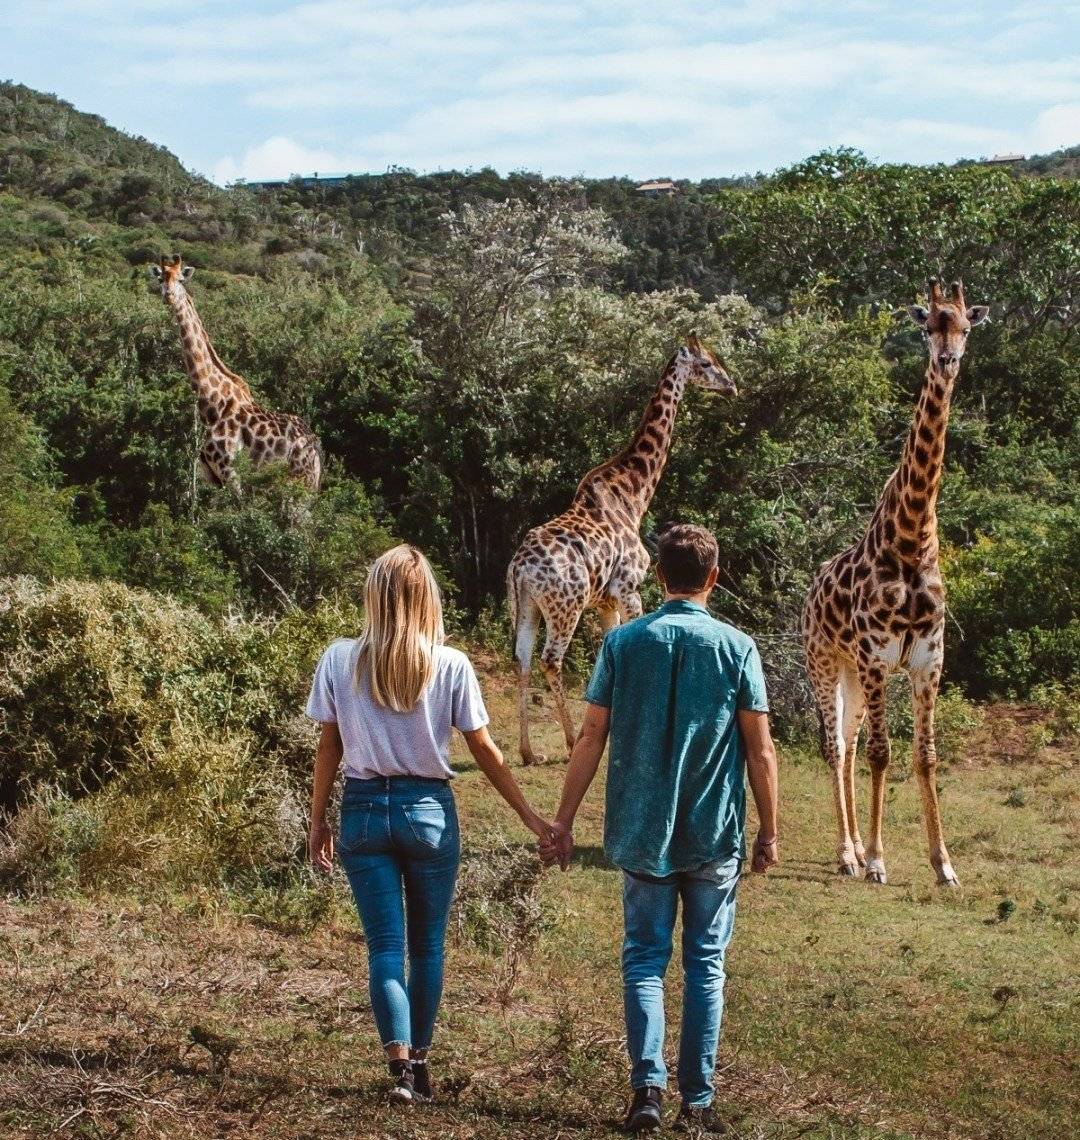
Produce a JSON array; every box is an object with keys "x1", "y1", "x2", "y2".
[
  {"x1": 737, "y1": 642, "x2": 770, "y2": 713},
  {"x1": 305, "y1": 645, "x2": 339, "y2": 723},
  {"x1": 584, "y1": 634, "x2": 616, "y2": 708},
  {"x1": 452, "y1": 655, "x2": 490, "y2": 731}
]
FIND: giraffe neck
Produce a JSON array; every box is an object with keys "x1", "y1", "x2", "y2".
[
  {"x1": 166, "y1": 288, "x2": 251, "y2": 407},
  {"x1": 879, "y1": 361, "x2": 954, "y2": 562},
  {"x1": 606, "y1": 360, "x2": 687, "y2": 519}
]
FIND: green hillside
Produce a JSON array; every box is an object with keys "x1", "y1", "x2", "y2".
[{"x1": 0, "y1": 82, "x2": 1076, "y2": 708}]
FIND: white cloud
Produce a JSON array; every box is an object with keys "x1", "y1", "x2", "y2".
[
  {"x1": 1030, "y1": 103, "x2": 1080, "y2": 152},
  {"x1": 6, "y1": 0, "x2": 1080, "y2": 181},
  {"x1": 213, "y1": 135, "x2": 344, "y2": 183}
]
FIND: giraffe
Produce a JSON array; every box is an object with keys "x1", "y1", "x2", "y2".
[
  {"x1": 803, "y1": 278, "x2": 989, "y2": 887},
  {"x1": 148, "y1": 256, "x2": 322, "y2": 492},
  {"x1": 508, "y1": 335, "x2": 736, "y2": 765}
]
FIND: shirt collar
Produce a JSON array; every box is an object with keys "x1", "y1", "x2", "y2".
[{"x1": 659, "y1": 598, "x2": 709, "y2": 615}]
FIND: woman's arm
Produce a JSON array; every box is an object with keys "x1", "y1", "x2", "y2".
[
  {"x1": 309, "y1": 722, "x2": 344, "y2": 872},
  {"x1": 461, "y1": 726, "x2": 550, "y2": 839}
]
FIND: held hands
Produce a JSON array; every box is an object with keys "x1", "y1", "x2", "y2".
[
  {"x1": 751, "y1": 831, "x2": 779, "y2": 873},
  {"x1": 309, "y1": 817, "x2": 334, "y2": 873},
  {"x1": 519, "y1": 807, "x2": 573, "y2": 871},
  {"x1": 538, "y1": 820, "x2": 573, "y2": 871}
]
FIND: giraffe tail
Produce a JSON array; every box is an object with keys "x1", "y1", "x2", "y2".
[{"x1": 507, "y1": 560, "x2": 521, "y2": 660}]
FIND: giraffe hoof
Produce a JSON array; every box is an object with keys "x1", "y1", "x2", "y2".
[
  {"x1": 936, "y1": 864, "x2": 960, "y2": 888},
  {"x1": 864, "y1": 860, "x2": 887, "y2": 885},
  {"x1": 838, "y1": 862, "x2": 859, "y2": 877}
]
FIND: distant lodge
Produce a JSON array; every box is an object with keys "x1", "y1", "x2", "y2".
[{"x1": 241, "y1": 172, "x2": 683, "y2": 194}]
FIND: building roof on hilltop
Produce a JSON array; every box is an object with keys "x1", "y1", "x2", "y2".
[{"x1": 635, "y1": 179, "x2": 677, "y2": 191}]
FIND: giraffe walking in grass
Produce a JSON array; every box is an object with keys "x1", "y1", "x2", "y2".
[
  {"x1": 149, "y1": 256, "x2": 322, "y2": 493},
  {"x1": 803, "y1": 278, "x2": 989, "y2": 886},
  {"x1": 508, "y1": 335, "x2": 736, "y2": 765}
]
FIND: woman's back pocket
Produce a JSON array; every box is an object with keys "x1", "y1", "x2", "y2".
[{"x1": 402, "y1": 800, "x2": 453, "y2": 851}]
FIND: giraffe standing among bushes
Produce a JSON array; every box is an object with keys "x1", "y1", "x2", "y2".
[
  {"x1": 508, "y1": 335, "x2": 736, "y2": 765},
  {"x1": 803, "y1": 278, "x2": 989, "y2": 886},
  {"x1": 149, "y1": 256, "x2": 322, "y2": 492}
]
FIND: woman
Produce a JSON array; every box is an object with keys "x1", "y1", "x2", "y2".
[{"x1": 307, "y1": 544, "x2": 551, "y2": 1105}]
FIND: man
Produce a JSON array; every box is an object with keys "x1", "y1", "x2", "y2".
[{"x1": 540, "y1": 524, "x2": 779, "y2": 1134}]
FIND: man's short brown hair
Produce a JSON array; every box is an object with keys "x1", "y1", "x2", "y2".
[{"x1": 657, "y1": 524, "x2": 719, "y2": 594}]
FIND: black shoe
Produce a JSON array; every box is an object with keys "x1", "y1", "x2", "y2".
[
  {"x1": 625, "y1": 1086, "x2": 664, "y2": 1132},
  {"x1": 411, "y1": 1059, "x2": 433, "y2": 1102},
  {"x1": 674, "y1": 1104, "x2": 727, "y2": 1134},
  {"x1": 388, "y1": 1059, "x2": 416, "y2": 1104}
]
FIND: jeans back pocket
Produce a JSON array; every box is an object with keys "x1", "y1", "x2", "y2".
[
  {"x1": 338, "y1": 802, "x2": 375, "y2": 854},
  {"x1": 403, "y1": 799, "x2": 452, "y2": 851}
]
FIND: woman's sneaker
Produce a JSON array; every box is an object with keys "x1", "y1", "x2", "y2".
[
  {"x1": 675, "y1": 1104, "x2": 728, "y2": 1133},
  {"x1": 625, "y1": 1086, "x2": 664, "y2": 1132},
  {"x1": 388, "y1": 1059, "x2": 416, "y2": 1104},
  {"x1": 411, "y1": 1059, "x2": 433, "y2": 1102}
]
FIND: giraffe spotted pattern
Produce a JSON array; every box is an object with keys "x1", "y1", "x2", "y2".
[
  {"x1": 150, "y1": 256, "x2": 322, "y2": 493},
  {"x1": 508, "y1": 335, "x2": 736, "y2": 765},
  {"x1": 803, "y1": 278, "x2": 990, "y2": 886}
]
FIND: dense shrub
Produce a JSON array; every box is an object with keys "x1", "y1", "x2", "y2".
[{"x1": 0, "y1": 577, "x2": 367, "y2": 811}]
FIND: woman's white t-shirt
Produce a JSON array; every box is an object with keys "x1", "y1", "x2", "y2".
[{"x1": 305, "y1": 639, "x2": 489, "y2": 780}]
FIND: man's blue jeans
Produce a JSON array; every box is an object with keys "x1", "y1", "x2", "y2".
[
  {"x1": 622, "y1": 859, "x2": 740, "y2": 1108},
  {"x1": 338, "y1": 776, "x2": 460, "y2": 1051}
]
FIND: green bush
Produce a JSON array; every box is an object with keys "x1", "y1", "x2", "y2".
[
  {"x1": 943, "y1": 508, "x2": 1079, "y2": 697},
  {"x1": 0, "y1": 576, "x2": 367, "y2": 811}
]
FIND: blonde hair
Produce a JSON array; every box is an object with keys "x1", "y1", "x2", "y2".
[{"x1": 356, "y1": 545, "x2": 445, "y2": 711}]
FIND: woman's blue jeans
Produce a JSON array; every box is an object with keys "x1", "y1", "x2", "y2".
[
  {"x1": 622, "y1": 859, "x2": 740, "y2": 1108},
  {"x1": 338, "y1": 776, "x2": 460, "y2": 1051}
]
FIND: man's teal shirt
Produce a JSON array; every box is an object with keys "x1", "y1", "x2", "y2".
[{"x1": 584, "y1": 599, "x2": 769, "y2": 878}]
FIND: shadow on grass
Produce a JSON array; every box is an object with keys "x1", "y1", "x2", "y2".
[{"x1": 570, "y1": 846, "x2": 617, "y2": 872}]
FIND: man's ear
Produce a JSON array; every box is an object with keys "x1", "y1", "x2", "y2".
[
  {"x1": 906, "y1": 305, "x2": 929, "y2": 326},
  {"x1": 705, "y1": 566, "x2": 719, "y2": 592},
  {"x1": 966, "y1": 305, "x2": 990, "y2": 326},
  {"x1": 148, "y1": 265, "x2": 163, "y2": 281},
  {"x1": 179, "y1": 265, "x2": 195, "y2": 281},
  {"x1": 655, "y1": 564, "x2": 667, "y2": 589}
]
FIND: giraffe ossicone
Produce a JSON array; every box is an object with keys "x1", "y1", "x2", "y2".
[
  {"x1": 803, "y1": 276, "x2": 989, "y2": 888},
  {"x1": 507, "y1": 335, "x2": 737, "y2": 765},
  {"x1": 149, "y1": 255, "x2": 322, "y2": 494}
]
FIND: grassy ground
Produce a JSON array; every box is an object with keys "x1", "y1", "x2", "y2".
[{"x1": 1, "y1": 667, "x2": 1077, "y2": 1139}]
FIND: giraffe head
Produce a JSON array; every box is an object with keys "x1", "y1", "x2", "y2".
[
  {"x1": 907, "y1": 278, "x2": 989, "y2": 379},
  {"x1": 675, "y1": 333, "x2": 737, "y2": 396},
  {"x1": 147, "y1": 255, "x2": 194, "y2": 303}
]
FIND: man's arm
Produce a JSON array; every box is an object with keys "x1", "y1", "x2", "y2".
[
  {"x1": 737, "y1": 709, "x2": 779, "y2": 872},
  {"x1": 540, "y1": 702, "x2": 611, "y2": 870}
]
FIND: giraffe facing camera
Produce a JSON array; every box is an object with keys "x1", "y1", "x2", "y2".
[{"x1": 803, "y1": 275, "x2": 990, "y2": 888}]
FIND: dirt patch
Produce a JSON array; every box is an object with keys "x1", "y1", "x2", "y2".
[{"x1": 964, "y1": 702, "x2": 1076, "y2": 768}]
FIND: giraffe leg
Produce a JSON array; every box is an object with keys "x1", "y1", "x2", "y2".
[
  {"x1": 597, "y1": 602, "x2": 620, "y2": 636},
  {"x1": 513, "y1": 593, "x2": 542, "y2": 767},
  {"x1": 840, "y1": 668, "x2": 867, "y2": 867},
  {"x1": 910, "y1": 663, "x2": 958, "y2": 887},
  {"x1": 198, "y1": 443, "x2": 230, "y2": 490},
  {"x1": 859, "y1": 664, "x2": 890, "y2": 885},
  {"x1": 809, "y1": 656, "x2": 858, "y2": 876},
  {"x1": 538, "y1": 611, "x2": 580, "y2": 758},
  {"x1": 610, "y1": 574, "x2": 644, "y2": 623}
]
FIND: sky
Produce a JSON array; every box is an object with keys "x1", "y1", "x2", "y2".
[{"x1": 2, "y1": 1, "x2": 1079, "y2": 185}]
